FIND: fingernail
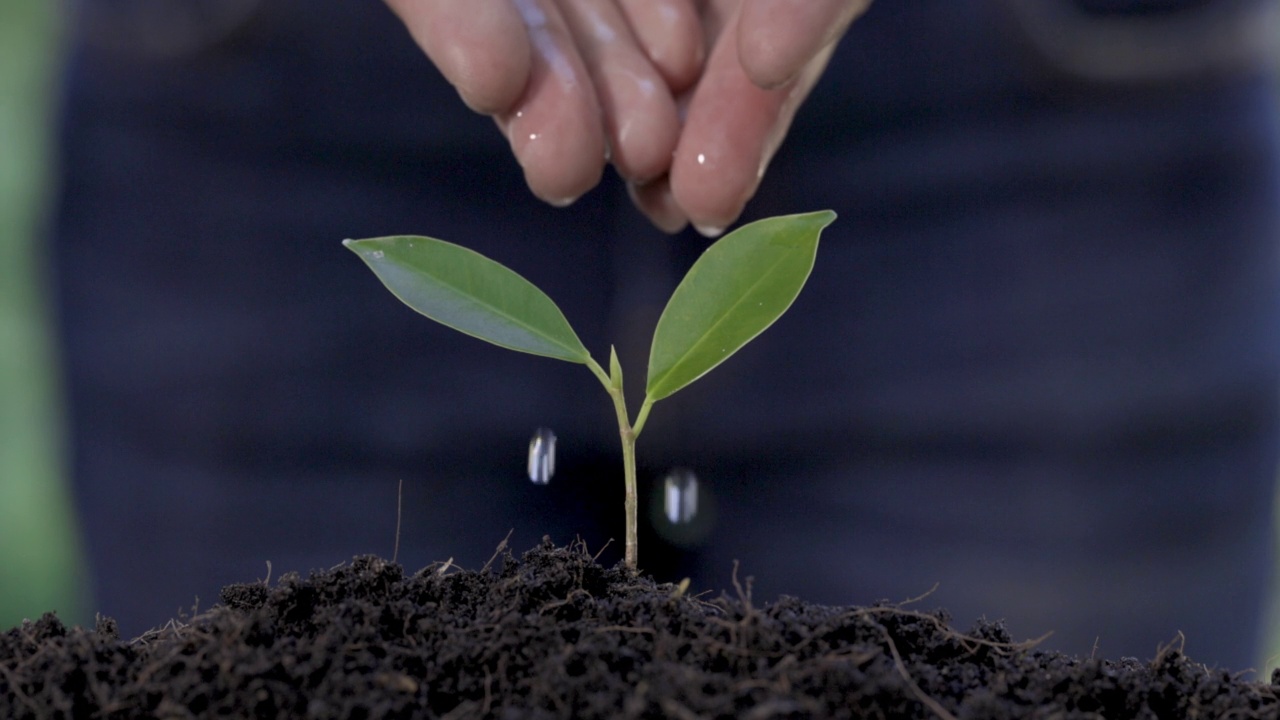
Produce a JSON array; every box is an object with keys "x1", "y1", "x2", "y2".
[
  {"x1": 547, "y1": 195, "x2": 580, "y2": 208},
  {"x1": 693, "y1": 224, "x2": 725, "y2": 238}
]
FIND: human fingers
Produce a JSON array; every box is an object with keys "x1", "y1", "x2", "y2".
[
  {"x1": 616, "y1": 0, "x2": 705, "y2": 93},
  {"x1": 496, "y1": 0, "x2": 608, "y2": 206},
  {"x1": 737, "y1": 0, "x2": 871, "y2": 89},
  {"x1": 669, "y1": 2, "x2": 836, "y2": 235},
  {"x1": 556, "y1": 0, "x2": 680, "y2": 183},
  {"x1": 627, "y1": 176, "x2": 689, "y2": 234},
  {"x1": 383, "y1": 0, "x2": 531, "y2": 114}
]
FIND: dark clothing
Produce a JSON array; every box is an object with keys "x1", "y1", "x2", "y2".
[{"x1": 53, "y1": 0, "x2": 1280, "y2": 668}]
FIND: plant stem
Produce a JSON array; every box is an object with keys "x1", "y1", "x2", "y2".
[
  {"x1": 586, "y1": 357, "x2": 643, "y2": 569},
  {"x1": 619, "y1": 419, "x2": 638, "y2": 568},
  {"x1": 632, "y1": 397, "x2": 655, "y2": 437}
]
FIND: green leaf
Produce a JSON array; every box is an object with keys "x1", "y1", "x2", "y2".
[
  {"x1": 646, "y1": 210, "x2": 836, "y2": 400},
  {"x1": 344, "y1": 235, "x2": 590, "y2": 363}
]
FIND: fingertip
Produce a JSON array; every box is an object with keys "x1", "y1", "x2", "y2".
[
  {"x1": 556, "y1": 0, "x2": 681, "y2": 184},
  {"x1": 618, "y1": 0, "x2": 705, "y2": 93},
  {"x1": 737, "y1": 34, "x2": 797, "y2": 90},
  {"x1": 450, "y1": 8, "x2": 533, "y2": 114},
  {"x1": 627, "y1": 178, "x2": 689, "y2": 235},
  {"x1": 452, "y1": 38, "x2": 532, "y2": 114},
  {"x1": 693, "y1": 223, "x2": 726, "y2": 239},
  {"x1": 668, "y1": 112, "x2": 757, "y2": 234},
  {"x1": 545, "y1": 194, "x2": 582, "y2": 209},
  {"x1": 391, "y1": 0, "x2": 532, "y2": 114},
  {"x1": 611, "y1": 91, "x2": 680, "y2": 184},
  {"x1": 737, "y1": 2, "x2": 804, "y2": 89},
  {"x1": 518, "y1": 137, "x2": 605, "y2": 208},
  {"x1": 737, "y1": 0, "x2": 869, "y2": 90},
  {"x1": 494, "y1": 0, "x2": 608, "y2": 208},
  {"x1": 502, "y1": 93, "x2": 606, "y2": 207}
]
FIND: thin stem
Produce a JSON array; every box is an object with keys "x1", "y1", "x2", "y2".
[
  {"x1": 605, "y1": 385, "x2": 639, "y2": 568},
  {"x1": 585, "y1": 357, "x2": 612, "y2": 390},
  {"x1": 631, "y1": 396, "x2": 655, "y2": 438},
  {"x1": 585, "y1": 356, "x2": 641, "y2": 569},
  {"x1": 620, "y1": 419, "x2": 638, "y2": 569}
]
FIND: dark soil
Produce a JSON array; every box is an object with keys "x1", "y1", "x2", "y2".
[{"x1": 2, "y1": 539, "x2": 1277, "y2": 719}]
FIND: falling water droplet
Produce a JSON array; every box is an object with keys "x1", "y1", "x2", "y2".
[
  {"x1": 663, "y1": 469, "x2": 698, "y2": 524},
  {"x1": 527, "y1": 428, "x2": 556, "y2": 485}
]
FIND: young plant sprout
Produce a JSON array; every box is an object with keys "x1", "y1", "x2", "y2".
[{"x1": 344, "y1": 210, "x2": 836, "y2": 569}]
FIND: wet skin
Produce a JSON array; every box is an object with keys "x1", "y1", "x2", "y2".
[{"x1": 382, "y1": 0, "x2": 871, "y2": 235}]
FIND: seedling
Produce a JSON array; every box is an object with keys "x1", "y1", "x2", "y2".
[{"x1": 344, "y1": 210, "x2": 836, "y2": 569}]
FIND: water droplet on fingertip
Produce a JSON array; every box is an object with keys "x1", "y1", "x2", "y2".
[{"x1": 527, "y1": 428, "x2": 556, "y2": 485}]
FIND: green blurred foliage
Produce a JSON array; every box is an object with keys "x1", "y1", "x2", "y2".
[{"x1": 0, "y1": 0, "x2": 87, "y2": 629}]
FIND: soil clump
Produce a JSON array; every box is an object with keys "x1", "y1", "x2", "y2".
[{"x1": 2, "y1": 539, "x2": 1277, "y2": 718}]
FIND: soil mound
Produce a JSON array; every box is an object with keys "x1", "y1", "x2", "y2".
[{"x1": 3, "y1": 539, "x2": 1276, "y2": 718}]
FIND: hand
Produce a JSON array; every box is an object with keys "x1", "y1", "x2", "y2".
[
  {"x1": 383, "y1": 0, "x2": 698, "y2": 207},
  {"x1": 384, "y1": 1, "x2": 869, "y2": 235},
  {"x1": 640, "y1": 0, "x2": 871, "y2": 235}
]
